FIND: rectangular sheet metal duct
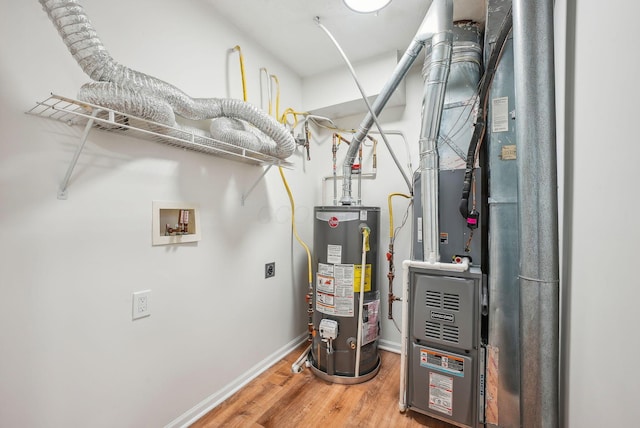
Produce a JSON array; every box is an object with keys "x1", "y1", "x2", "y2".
[{"x1": 484, "y1": 1, "x2": 520, "y2": 425}]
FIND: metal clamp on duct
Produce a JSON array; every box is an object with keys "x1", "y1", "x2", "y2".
[{"x1": 38, "y1": 0, "x2": 295, "y2": 159}]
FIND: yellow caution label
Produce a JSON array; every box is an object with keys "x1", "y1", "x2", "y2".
[
  {"x1": 364, "y1": 229, "x2": 370, "y2": 252},
  {"x1": 354, "y1": 264, "x2": 372, "y2": 292}
]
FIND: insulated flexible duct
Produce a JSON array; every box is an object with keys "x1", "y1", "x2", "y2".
[{"x1": 39, "y1": 0, "x2": 295, "y2": 159}]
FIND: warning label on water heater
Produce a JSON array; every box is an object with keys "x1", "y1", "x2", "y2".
[
  {"x1": 361, "y1": 299, "x2": 380, "y2": 345},
  {"x1": 327, "y1": 245, "x2": 342, "y2": 264},
  {"x1": 315, "y1": 263, "x2": 354, "y2": 317},
  {"x1": 353, "y1": 264, "x2": 372, "y2": 292}
]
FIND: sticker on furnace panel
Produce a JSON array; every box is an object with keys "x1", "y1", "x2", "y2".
[
  {"x1": 440, "y1": 232, "x2": 449, "y2": 245},
  {"x1": 420, "y1": 348, "x2": 464, "y2": 376},
  {"x1": 429, "y1": 372, "x2": 453, "y2": 416}
]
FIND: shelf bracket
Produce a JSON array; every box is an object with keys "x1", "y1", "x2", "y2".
[
  {"x1": 57, "y1": 109, "x2": 100, "y2": 199},
  {"x1": 241, "y1": 165, "x2": 273, "y2": 206}
]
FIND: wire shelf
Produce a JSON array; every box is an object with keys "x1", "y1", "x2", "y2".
[{"x1": 26, "y1": 93, "x2": 294, "y2": 168}]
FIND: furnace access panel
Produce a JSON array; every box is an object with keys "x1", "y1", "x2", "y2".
[{"x1": 407, "y1": 267, "x2": 485, "y2": 428}]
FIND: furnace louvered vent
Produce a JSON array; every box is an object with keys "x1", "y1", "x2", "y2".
[
  {"x1": 425, "y1": 290, "x2": 460, "y2": 311},
  {"x1": 442, "y1": 325, "x2": 460, "y2": 343},
  {"x1": 424, "y1": 321, "x2": 461, "y2": 344},
  {"x1": 443, "y1": 293, "x2": 460, "y2": 311},
  {"x1": 426, "y1": 290, "x2": 441, "y2": 308},
  {"x1": 425, "y1": 321, "x2": 441, "y2": 340}
]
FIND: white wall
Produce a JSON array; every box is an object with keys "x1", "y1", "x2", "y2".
[
  {"x1": 562, "y1": 0, "x2": 640, "y2": 426},
  {"x1": 302, "y1": 50, "x2": 406, "y2": 119},
  {"x1": 0, "y1": 1, "x2": 316, "y2": 426}
]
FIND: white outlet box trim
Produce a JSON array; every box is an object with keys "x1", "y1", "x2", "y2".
[
  {"x1": 152, "y1": 201, "x2": 201, "y2": 246},
  {"x1": 132, "y1": 290, "x2": 151, "y2": 320}
]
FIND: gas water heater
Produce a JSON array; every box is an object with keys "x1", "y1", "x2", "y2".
[{"x1": 309, "y1": 206, "x2": 380, "y2": 384}]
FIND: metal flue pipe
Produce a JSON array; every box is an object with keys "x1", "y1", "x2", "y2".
[
  {"x1": 419, "y1": 28, "x2": 453, "y2": 263},
  {"x1": 512, "y1": 0, "x2": 560, "y2": 426},
  {"x1": 338, "y1": 0, "x2": 454, "y2": 205}
]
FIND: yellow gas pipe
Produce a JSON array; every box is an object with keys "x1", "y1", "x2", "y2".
[
  {"x1": 387, "y1": 192, "x2": 412, "y2": 320},
  {"x1": 232, "y1": 45, "x2": 247, "y2": 102},
  {"x1": 234, "y1": 47, "x2": 314, "y2": 341}
]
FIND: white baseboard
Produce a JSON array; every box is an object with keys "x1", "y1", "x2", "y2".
[
  {"x1": 165, "y1": 333, "x2": 308, "y2": 428},
  {"x1": 378, "y1": 339, "x2": 401, "y2": 354}
]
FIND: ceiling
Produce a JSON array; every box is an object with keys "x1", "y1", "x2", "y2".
[{"x1": 209, "y1": 0, "x2": 487, "y2": 78}]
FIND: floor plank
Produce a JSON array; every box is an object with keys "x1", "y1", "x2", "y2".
[{"x1": 192, "y1": 343, "x2": 458, "y2": 428}]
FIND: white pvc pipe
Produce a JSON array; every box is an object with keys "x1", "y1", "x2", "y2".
[
  {"x1": 291, "y1": 344, "x2": 311, "y2": 374},
  {"x1": 398, "y1": 257, "x2": 470, "y2": 411},
  {"x1": 354, "y1": 228, "x2": 369, "y2": 377},
  {"x1": 399, "y1": 260, "x2": 411, "y2": 411},
  {"x1": 403, "y1": 258, "x2": 470, "y2": 273}
]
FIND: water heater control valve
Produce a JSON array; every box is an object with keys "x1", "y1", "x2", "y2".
[{"x1": 319, "y1": 319, "x2": 339, "y2": 340}]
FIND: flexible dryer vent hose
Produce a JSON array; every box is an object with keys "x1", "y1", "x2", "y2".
[{"x1": 38, "y1": 0, "x2": 295, "y2": 159}]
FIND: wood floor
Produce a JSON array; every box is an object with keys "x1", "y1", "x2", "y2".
[{"x1": 192, "y1": 343, "x2": 457, "y2": 428}]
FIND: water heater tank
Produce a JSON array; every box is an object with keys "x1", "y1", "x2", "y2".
[{"x1": 309, "y1": 206, "x2": 381, "y2": 384}]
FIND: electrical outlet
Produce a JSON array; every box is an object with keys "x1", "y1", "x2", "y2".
[
  {"x1": 132, "y1": 290, "x2": 151, "y2": 320},
  {"x1": 265, "y1": 262, "x2": 275, "y2": 278}
]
